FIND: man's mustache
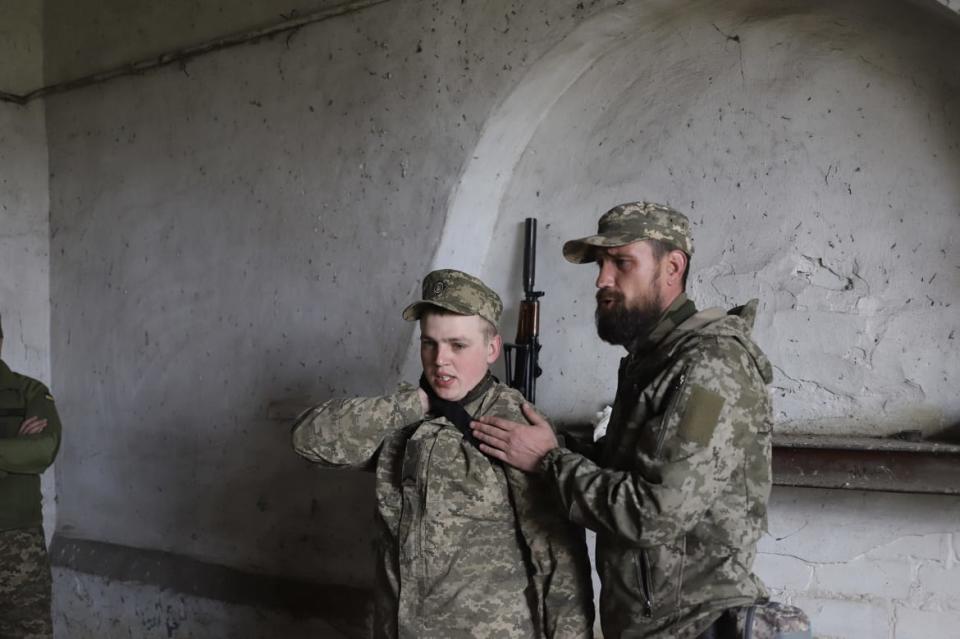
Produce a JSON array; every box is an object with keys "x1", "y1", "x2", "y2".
[{"x1": 596, "y1": 290, "x2": 624, "y2": 305}]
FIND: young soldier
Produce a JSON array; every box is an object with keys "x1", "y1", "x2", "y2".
[
  {"x1": 474, "y1": 203, "x2": 809, "y2": 639},
  {"x1": 292, "y1": 269, "x2": 594, "y2": 639},
  {"x1": 0, "y1": 313, "x2": 62, "y2": 639}
]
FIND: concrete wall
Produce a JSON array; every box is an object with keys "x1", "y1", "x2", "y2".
[
  {"x1": 439, "y1": 0, "x2": 960, "y2": 437},
  {"x1": 431, "y1": 2, "x2": 960, "y2": 636},
  {"x1": 34, "y1": 0, "x2": 960, "y2": 637},
  {"x1": 0, "y1": 0, "x2": 43, "y2": 94},
  {"x1": 53, "y1": 567, "x2": 352, "y2": 639},
  {"x1": 41, "y1": 0, "x2": 382, "y2": 88},
  {"x1": 759, "y1": 487, "x2": 960, "y2": 639},
  {"x1": 0, "y1": 99, "x2": 55, "y2": 538},
  {"x1": 47, "y1": 0, "x2": 625, "y2": 593}
]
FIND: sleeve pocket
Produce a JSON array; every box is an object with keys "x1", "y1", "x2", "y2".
[{"x1": 676, "y1": 385, "x2": 724, "y2": 446}]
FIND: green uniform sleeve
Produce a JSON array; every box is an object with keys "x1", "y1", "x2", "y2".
[
  {"x1": 291, "y1": 386, "x2": 425, "y2": 469},
  {"x1": 541, "y1": 339, "x2": 763, "y2": 548},
  {"x1": 0, "y1": 380, "x2": 62, "y2": 475}
]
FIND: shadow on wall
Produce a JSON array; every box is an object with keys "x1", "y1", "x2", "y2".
[
  {"x1": 165, "y1": 0, "x2": 960, "y2": 604},
  {"x1": 45, "y1": 0, "x2": 960, "y2": 635},
  {"x1": 283, "y1": 0, "x2": 960, "y2": 606},
  {"x1": 438, "y1": 0, "x2": 960, "y2": 434}
]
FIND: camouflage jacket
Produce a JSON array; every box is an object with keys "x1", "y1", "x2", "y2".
[
  {"x1": 0, "y1": 360, "x2": 62, "y2": 532},
  {"x1": 292, "y1": 380, "x2": 594, "y2": 639},
  {"x1": 540, "y1": 295, "x2": 773, "y2": 639}
]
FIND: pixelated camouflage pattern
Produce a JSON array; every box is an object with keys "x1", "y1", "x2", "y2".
[
  {"x1": 401, "y1": 269, "x2": 504, "y2": 327},
  {"x1": 736, "y1": 601, "x2": 812, "y2": 639},
  {"x1": 0, "y1": 527, "x2": 53, "y2": 639},
  {"x1": 541, "y1": 295, "x2": 773, "y2": 639},
  {"x1": 563, "y1": 201, "x2": 694, "y2": 263},
  {"x1": 292, "y1": 382, "x2": 594, "y2": 638}
]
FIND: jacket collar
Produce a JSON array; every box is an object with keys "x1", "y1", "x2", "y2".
[
  {"x1": 0, "y1": 359, "x2": 14, "y2": 387},
  {"x1": 626, "y1": 293, "x2": 698, "y2": 357}
]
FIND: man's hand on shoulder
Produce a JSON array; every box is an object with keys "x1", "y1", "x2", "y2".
[
  {"x1": 18, "y1": 416, "x2": 48, "y2": 436},
  {"x1": 472, "y1": 403, "x2": 558, "y2": 472}
]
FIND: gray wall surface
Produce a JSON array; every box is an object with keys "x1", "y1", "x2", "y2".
[
  {"x1": 0, "y1": 99, "x2": 55, "y2": 536},
  {"x1": 0, "y1": 101, "x2": 49, "y2": 378},
  {"x1": 0, "y1": 0, "x2": 43, "y2": 94},
  {"x1": 47, "y1": 0, "x2": 627, "y2": 587},
  {"x1": 22, "y1": 0, "x2": 960, "y2": 636},
  {"x1": 41, "y1": 0, "x2": 382, "y2": 87},
  {"x1": 465, "y1": 0, "x2": 960, "y2": 435}
]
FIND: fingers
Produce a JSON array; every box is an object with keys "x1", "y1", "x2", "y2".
[
  {"x1": 477, "y1": 442, "x2": 507, "y2": 462},
  {"x1": 20, "y1": 416, "x2": 45, "y2": 432},
  {"x1": 474, "y1": 414, "x2": 517, "y2": 430},
  {"x1": 520, "y1": 402, "x2": 548, "y2": 426},
  {"x1": 19, "y1": 417, "x2": 48, "y2": 435},
  {"x1": 471, "y1": 421, "x2": 511, "y2": 445}
]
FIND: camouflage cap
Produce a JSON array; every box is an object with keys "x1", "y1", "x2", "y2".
[
  {"x1": 402, "y1": 269, "x2": 503, "y2": 327},
  {"x1": 562, "y1": 201, "x2": 694, "y2": 263}
]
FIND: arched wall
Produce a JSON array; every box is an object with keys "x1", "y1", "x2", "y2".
[
  {"x1": 34, "y1": 0, "x2": 959, "y2": 634},
  {"x1": 419, "y1": 0, "x2": 960, "y2": 436}
]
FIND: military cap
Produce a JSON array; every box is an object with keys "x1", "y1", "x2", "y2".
[
  {"x1": 563, "y1": 201, "x2": 694, "y2": 263},
  {"x1": 402, "y1": 269, "x2": 503, "y2": 327}
]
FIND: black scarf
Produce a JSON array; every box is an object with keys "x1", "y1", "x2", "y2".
[{"x1": 418, "y1": 371, "x2": 496, "y2": 448}]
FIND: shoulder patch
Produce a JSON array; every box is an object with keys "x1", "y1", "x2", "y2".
[{"x1": 677, "y1": 384, "x2": 725, "y2": 446}]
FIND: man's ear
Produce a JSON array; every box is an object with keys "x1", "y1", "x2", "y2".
[
  {"x1": 486, "y1": 334, "x2": 502, "y2": 364},
  {"x1": 666, "y1": 249, "x2": 688, "y2": 286}
]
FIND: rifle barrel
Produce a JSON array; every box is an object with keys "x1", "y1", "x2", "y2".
[{"x1": 522, "y1": 218, "x2": 536, "y2": 295}]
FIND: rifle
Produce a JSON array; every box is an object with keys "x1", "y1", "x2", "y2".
[{"x1": 504, "y1": 218, "x2": 543, "y2": 403}]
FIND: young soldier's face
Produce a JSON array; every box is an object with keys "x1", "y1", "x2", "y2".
[{"x1": 419, "y1": 313, "x2": 501, "y2": 401}]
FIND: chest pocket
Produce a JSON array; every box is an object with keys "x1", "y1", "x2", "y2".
[
  {"x1": 0, "y1": 389, "x2": 26, "y2": 438},
  {"x1": 604, "y1": 366, "x2": 688, "y2": 469},
  {"x1": 425, "y1": 429, "x2": 514, "y2": 523}
]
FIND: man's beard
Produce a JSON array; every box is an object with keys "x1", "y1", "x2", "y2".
[{"x1": 595, "y1": 289, "x2": 663, "y2": 346}]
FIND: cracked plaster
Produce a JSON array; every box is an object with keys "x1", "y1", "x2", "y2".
[
  {"x1": 428, "y1": 0, "x2": 960, "y2": 437},
  {"x1": 9, "y1": 0, "x2": 960, "y2": 636}
]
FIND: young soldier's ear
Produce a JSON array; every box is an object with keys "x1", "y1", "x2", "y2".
[{"x1": 486, "y1": 334, "x2": 502, "y2": 364}]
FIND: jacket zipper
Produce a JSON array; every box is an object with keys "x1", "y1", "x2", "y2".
[
  {"x1": 654, "y1": 371, "x2": 687, "y2": 458},
  {"x1": 636, "y1": 549, "x2": 654, "y2": 617},
  {"x1": 418, "y1": 436, "x2": 439, "y2": 586},
  {"x1": 639, "y1": 370, "x2": 687, "y2": 618}
]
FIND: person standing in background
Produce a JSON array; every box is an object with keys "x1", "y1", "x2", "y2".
[{"x1": 0, "y1": 313, "x2": 62, "y2": 639}]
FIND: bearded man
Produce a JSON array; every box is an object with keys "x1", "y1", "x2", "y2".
[{"x1": 472, "y1": 202, "x2": 782, "y2": 639}]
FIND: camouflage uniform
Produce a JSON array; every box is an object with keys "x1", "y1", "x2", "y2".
[
  {"x1": 292, "y1": 270, "x2": 594, "y2": 639},
  {"x1": 734, "y1": 601, "x2": 811, "y2": 639},
  {"x1": 542, "y1": 294, "x2": 773, "y2": 639},
  {"x1": 0, "y1": 528, "x2": 53, "y2": 639},
  {"x1": 0, "y1": 358, "x2": 61, "y2": 639},
  {"x1": 544, "y1": 203, "x2": 775, "y2": 639}
]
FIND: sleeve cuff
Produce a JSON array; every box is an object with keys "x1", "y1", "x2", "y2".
[{"x1": 538, "y1": 446, "x2": 571, "y2": 475}]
